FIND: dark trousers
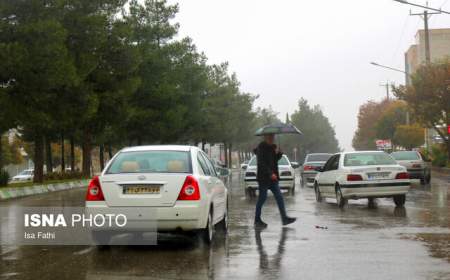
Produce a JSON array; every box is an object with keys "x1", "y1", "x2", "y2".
[{"x1": 255, "y1": 181, "x2": 287, "y2": 222}]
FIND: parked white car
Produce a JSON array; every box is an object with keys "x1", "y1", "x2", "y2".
[
  {"x1": 11, "y1": 169, "x2": 34, "y2": 182},
  {"x1": 314, "y1": 151, "x2": 410, "y2": 208},
  {"x1": 391, "y1": 150, "x2": 431, "y2": 185},
  {"x1": 85, "y1": 145, "x2": 228, "y2": 245},
  {"x1": 243, "y1": 155, "x2": 298, "y2": 196}
]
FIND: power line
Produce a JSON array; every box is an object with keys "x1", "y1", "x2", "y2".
[{"x1": 393, "y1": 0, "x2": 450, "y2": 14}]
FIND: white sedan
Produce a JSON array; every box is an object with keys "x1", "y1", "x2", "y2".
[
  {"x1": 11, "y1": 169, "x2": 34, "y2": 182},
  {"x1": 314, "y1": 151, "x2": 410, "y2": 208},
  {"x1": 243, "y1": 155, "x2": 298, "y2": 196},
  {"x1": 85, "y1": 145, "x2": 228, "y2": 245}
]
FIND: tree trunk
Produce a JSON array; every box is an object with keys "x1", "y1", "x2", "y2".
[
  {"x1": 228, "y1": 143, "x2": 232, "y2": 168},
  {"x1": 82, "y1": 130, "x2": 92, "y2": 177},
  {"x1": 60, "y1": 133, "x2": 65, "y2": 173},
  {"x1": 45, "y1": 137, "x2": 53, "y2": 173},
  {"x1": 33, "y1": 135, "x2": 44, "y2": 183},
  {"x1": 70, "y1": 136, "x2": 75, "y2": 172},
  {"x1": 0, "y1": 133, "x2": 3, "y2": 169},
  {"x1": 223, "y1": 143, "x2": 228, "y2": 167},
  {"x1": 108, "y1": 143, "x2": 113, "y2": 159},
  {"x1": 447, "y1": 140, "x2": 450, "y2": 163},
  {"x1": 99, "y1": 145, "x2": 105, "y2": 171}
]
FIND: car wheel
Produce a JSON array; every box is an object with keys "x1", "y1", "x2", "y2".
[
  {"x1": 335, "y1": 186, "x2": 346, "y2": 208},
  {"x1": 200, "y1": 209, "x2": 214, "y2": 244},
  {"x1": 314, "y1": 183, "x2": 322, "y2": 202},
  {"x1": 300, "y1": 176, "x2": 305, "y2": 188},
  {"x1": 92, "y1": 231, "x2": 112, "y2": 249},
  {"x1": 291, "y1": 184, "x2": 296, "y2": 195},
  {"x1": 216, "y1": 202, "x2": 228, "y2": 233},
  {"x1": 393, "y1": 195, "x2": 406, "y2": 207},
  {"x1": 426, "y1": 173, "x2": 431, "y2": 184},
  {"x1": 368, "y1": 197, "x2": 376, "y2": 208}
]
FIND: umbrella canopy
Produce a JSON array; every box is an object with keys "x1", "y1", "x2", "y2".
[{"x1": 255, "y1": 123, "x2": 302, "y2": 136}]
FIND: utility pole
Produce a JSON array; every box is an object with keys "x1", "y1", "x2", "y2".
[
  {"x1": 409, "y1": 9, "x2": 440, "y2": 63},
  {"x1": 380, "y1": 82, "x2": 391, "y2": 100}
]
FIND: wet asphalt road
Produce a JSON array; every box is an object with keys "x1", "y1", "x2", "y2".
[{"x1": 0, "y1": 171, "x2": 449, "y2": 280}]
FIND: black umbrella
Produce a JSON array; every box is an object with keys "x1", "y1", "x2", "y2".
[{"x1": 255, "y1": 123, "x2": 302, "y2": 136}]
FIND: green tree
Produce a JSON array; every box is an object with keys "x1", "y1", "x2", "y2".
[
  {"x1": 288, "y1": 98, "x2": 340, "y2": 161},
  {"x1": 0, "y1": 0, "x2": 78, "y2": 182},
  {"x1": 393, "y1": 60, "x2": 450, "y2": 161},
  {"x1": 352, "y1": 99, "x2": 392, "y2": 150},
  {"x1": 394, "y1": 124, "x2": 424, "y2": 150},
  {"x1": 375, "y1": 100, "x2": 408, "y2": 147}
]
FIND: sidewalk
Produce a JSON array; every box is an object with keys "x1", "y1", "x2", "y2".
[
  {"x1": 432, "y1": 166, "x2": 450, "y2": 175},
  {"x1": 0, "y1": 179, "x2": 89, "y2": 200}
]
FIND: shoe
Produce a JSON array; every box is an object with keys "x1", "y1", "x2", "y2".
[
  {"x1": 282, "y1": 216, "x2": 296, "y2": 226},
  {"x1": 254, "y1": 220, "x2": 268, "y2": 229}
]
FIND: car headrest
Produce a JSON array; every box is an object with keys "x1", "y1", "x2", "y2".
[
  {"x1": 121, "y1": 161, "x2": 140, "y2": 173},
  {"x1": 167, "y1": 160, "x2": 185, "y2": 173}
]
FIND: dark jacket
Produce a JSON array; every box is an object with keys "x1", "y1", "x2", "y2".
[{"x1": 254, "y1": 141, "x2": 283, "y2": 185}]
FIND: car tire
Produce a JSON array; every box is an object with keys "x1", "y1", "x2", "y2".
[
  {"x1": 368, "y1": 197, "x2": 376, "y2": 208},
  {"x1": 216, "y1": 202, "x2": 228, "y2": 233},
  {"x1": 314, "y1": 183, "x2": 322, "y2": 202},
  {"x1": 92, "y1": 231, "x2": 112, "y2": 249},
  {"x1": 300, "y1": 176, "x2": 305, "y2": 188},
  {"x1": 335, "y1": 186, "x2": 346, "y2": 208},
  {"x1": 393, "y1": 195, "x2": 406, "y2": 207},
  {"x1": 420, "y1": 177, "x2": 426, "y2": 185},
  {"x1": 425, "y1": 173, "x2": 431, "y2": 184},
  {"x1": 291, "y1": 184, "x2": 296, "y2": 195},
  {"x1": 200, "y1": 209, "x2": 214, "y2": 244}
]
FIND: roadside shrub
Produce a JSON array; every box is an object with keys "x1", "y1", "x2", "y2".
[
  {"x1": 43, "y1": 171, "x2": 85, "y2": 181},
  {"x1": 430, "y1": 144, "x2": 447, "y2": 167},
  {"x1": 0, "y1": 169, "x2": 10, "y2": 187}
]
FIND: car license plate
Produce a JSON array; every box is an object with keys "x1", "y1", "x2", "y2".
[
  {"x1": 123, "y1": 185, "x2": 160, "y2": 194},
  {"x1": 367, "y1": 172, "x2": 390, "y2": 180}
]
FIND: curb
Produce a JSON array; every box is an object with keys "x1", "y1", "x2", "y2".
[
  {"x1": 0, "y1": 179, "x2": 90, "y2": 200},
  {"x1": 432, "y1": 166, "x2": 450, "y2": 175}
]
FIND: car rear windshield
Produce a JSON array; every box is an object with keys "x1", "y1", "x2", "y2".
[
  {"x1": 106, "y1": 151, "x2": 191, "y2": 174},
  {"x1": 306, "y1": 154, "x2": 332, "y2": 162},
  {"x1": 248, "y1": 156, "x2": 289, "y2": 166},
  {"x1": 391, "y1": 151, "x2": 420, "y2": 161},
  {"x1": 343, "y1": 152, "x2": 396, "y2": 167}
]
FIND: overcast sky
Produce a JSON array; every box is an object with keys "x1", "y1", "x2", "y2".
[{"x1": 169, "y1": 0, "x2": 450, "y2": 150}]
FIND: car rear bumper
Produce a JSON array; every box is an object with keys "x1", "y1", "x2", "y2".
[
  {"x1": 406, "y1": 169, "x2": 425, "y2": 179},
  {"x1": 85, "y1": 201, "x2": 205, "y2": 231},
  {"x1": 340, "y1": 182, "x2": 410, "y2": 199},
  {"x1": 244, "y1": 178, "x2": 294, "y2": 189},
  {"x1": 301, "y1": 172, "x2": 317, "y2": 186}
]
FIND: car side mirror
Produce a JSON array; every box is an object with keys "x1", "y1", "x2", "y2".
[
  {"x1": 241, "y1": 164, "x2": 248, "y2": 170},
  {"x1": 217, "y1": 167, "x2": 230, "y2": 177},
  {"x1": 291, "y1": 162, "x2": 300, "y2": 169}
]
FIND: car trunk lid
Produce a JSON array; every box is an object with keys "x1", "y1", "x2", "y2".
[{"x1": 99, "y1": 173, "x2": 188, "y2": 207}]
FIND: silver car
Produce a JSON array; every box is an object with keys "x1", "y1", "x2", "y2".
[
  {"x1": 300, "y1": 153, "x2": 332, "y2": 187},
  {"x1": 391, "y1": 151, "x2": 431, "y2": 185}
]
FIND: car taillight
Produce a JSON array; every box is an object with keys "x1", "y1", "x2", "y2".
[
  {"x1": 86, "y1": 176, "x2": 105, "y2": 201},
  {"x1": 395, "y1": 172, "x2": 409, "y2": 179},
  {"x1": 303, "y1": 165, "x2": 315, "y2": 171},
  {"x1": 177, "y1": 175, "x2": 200, "y2": 201},
  {"x1": 347, "y1": 174, "x2": 363, "y2": 181}
]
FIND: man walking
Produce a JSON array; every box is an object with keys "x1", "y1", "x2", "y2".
[{"x1": 254, "y1": 133, "x2": 296, "y2": 228}]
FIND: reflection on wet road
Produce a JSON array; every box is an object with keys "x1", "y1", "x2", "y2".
[{"x1": 1, "y1": 171, "x2": 449, "y2": 280}]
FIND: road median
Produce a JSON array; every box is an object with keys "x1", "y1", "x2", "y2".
[{"x1": 0, "y1": 179, "x2": 89, "y2": 200}]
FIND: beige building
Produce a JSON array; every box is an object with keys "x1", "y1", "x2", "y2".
[
  {"x1": 405, "y1": 28, "x2": 450, "y2": 84},
  {"x1": 404, "y1": 28, "x2": 450, "y2": 148}
]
